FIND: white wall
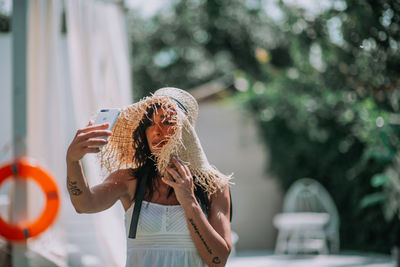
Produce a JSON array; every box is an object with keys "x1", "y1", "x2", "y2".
[{"x1": 196, "y1": 101, "x2": 283, "y2": 251}]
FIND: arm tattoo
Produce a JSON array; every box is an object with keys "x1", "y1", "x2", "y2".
[
  {"x1": 189, "y1": 218, "x2": 222, "y2": 264},
  {"x1": 67, "y1": 177, "x2": 83, "y2": 196},
  {"x1": 189, "y1": 218, "x2": 212, "y2": 254},
  {"x1": 212, "y1": 257, "x2": 221, "y2": 264}
]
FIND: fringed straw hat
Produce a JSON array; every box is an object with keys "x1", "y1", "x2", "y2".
[{"x1": 99, "y1": 87, "x2": 231, "y2": 195}]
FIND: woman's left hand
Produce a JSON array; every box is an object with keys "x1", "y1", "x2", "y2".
[{"x1": 162, "y1": 156, "x2": 197, "y2": 207}]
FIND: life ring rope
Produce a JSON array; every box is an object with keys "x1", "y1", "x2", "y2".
[{"x1": 0, "y1": 158, "x2": 60, "y2": 242}]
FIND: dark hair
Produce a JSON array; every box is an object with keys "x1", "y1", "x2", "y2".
[
  {"x1": 130, "y1": 104, "x2": 173, "y2": 201},
  {"x1": 131, "y1": 104, "x2": 157, "y2": 168},
  {"x1": 129, "y1": 103, "x2": 210, "y2": 213}
]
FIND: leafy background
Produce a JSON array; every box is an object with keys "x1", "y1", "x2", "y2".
[
  {"x1": 1, "y1": 0, "x2": 399, "y2": 253},
  {"x1": 125, "y1": 0, "x2": 400, "y2": 252}
]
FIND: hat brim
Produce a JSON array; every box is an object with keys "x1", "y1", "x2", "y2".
[{"x1": 99, "y1": 93, "x2": 231, "y2": 195}]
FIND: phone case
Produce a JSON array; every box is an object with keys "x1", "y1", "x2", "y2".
[{"x1": 94, "y1": 108, "x2": 121, "y2": 132}]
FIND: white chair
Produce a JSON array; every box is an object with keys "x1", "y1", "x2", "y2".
[{"x1": 273, "y1": 178, "x2": 340, "y2": 254}]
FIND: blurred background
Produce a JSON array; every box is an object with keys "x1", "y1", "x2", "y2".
[
  {"x1": 126, "y1": 0, "x2": 400, "y2": 255},
  {"x1": 0, "y1": 0, "x2": 400, "y2": 266}
]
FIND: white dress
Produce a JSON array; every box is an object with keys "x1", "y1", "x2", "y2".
[{"x1": 124, "y1": 201, "x2": 207, "y2": 267}]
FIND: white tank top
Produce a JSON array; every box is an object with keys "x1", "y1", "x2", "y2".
[{"x1": 124, "y1": 201, "x2": 206, "y2": 267}]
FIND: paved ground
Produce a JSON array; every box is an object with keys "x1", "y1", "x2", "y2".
[{"x1": 227, "y1": 251, "x2": 395, "y2": 267}]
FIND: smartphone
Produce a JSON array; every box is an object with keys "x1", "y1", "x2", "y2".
[{"x1": 94, "y1": 108, "x2": 121, "y2": 140}]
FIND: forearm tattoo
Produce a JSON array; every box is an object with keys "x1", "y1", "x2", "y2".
[
  {"x1": 189, "y1": 218, "x2": 222, "y2": 264},
  {"x1": 67, "y1": 177, "x2": 83, "y2": 196}
]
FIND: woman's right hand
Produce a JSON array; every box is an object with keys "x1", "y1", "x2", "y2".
[{"x1": 66, "y1": 121, "x2": 112, "y2": 162}]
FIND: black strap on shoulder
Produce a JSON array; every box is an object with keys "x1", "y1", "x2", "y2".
[
  {"x1": 129, "y1": 168, "x2": 232, "y2": 239},
  {"x1": 128, "y1": 163, "x2": 151, "y2": 239}
]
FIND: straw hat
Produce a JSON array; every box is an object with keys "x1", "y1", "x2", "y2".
[{"x1": 99, "y1": 87, "x2": 231, "y2": 194}]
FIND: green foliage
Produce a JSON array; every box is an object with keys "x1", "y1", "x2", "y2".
[
  {"x1": 127, "y1": 0, "x2": 400, "y2": 252},
  {"x1": 233, "y1": 0, "x2": 400, "y2": 252},
  {"x1": 3, "y1": 0, "x2": 400, "y2": 253},
  {"x1": 127, "y1": 0, "x2": 273, "y2": 99}
]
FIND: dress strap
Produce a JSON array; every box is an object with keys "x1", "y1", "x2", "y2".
[{"x1": 128, "y1": 162, "x2": 151, "y2": 238}]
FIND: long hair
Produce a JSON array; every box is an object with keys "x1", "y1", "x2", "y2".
[
  {"x1": 128, "y1": 103, "x2": 210, "y2": 213},
  {"x1": 130, "y1": 104, "x2": 173, "y2": 201}
]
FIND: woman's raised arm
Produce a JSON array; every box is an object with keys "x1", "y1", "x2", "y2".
[{"x1": 66, "y1": 122, "x2": 133, "y2": 213}]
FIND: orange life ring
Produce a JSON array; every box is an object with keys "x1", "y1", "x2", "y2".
[{"x1": 0, "y1": 158, "x2": 60, "y2": 242}]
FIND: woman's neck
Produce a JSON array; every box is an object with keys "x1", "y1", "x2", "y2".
[{"x1": 144, "y1": 175, "x2": 180, "y2": 205}]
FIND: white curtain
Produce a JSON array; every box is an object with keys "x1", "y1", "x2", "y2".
[
  {"x1": 27, "y1": 0, "x2": 67, "y2": 265},
  {"x1": 65, "y1": 1, "x2": 132, "y2": 267}
]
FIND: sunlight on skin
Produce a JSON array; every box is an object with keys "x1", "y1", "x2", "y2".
[{"x1": 145, "y1": 108, "x2": 177, "y2": 155}]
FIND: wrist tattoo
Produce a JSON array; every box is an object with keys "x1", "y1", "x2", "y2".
[{"x1": 67, "y1": 177, "x2": 83, "y2": 196}]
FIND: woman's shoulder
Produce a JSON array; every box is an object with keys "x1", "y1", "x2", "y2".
[
  {"x1": 209, "y1": 184, "x2": 232, "y2": 222},
  {"x1": 107, "y1": 169, "x2": 138, "y2": 210},
  {"x1": 209, "y1": 184, "x2": 230, "y2": 204}
]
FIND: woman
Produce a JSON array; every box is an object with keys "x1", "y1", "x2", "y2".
[{"x1": 66, "y1": 87, "x2": 232, "y2": 267}]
